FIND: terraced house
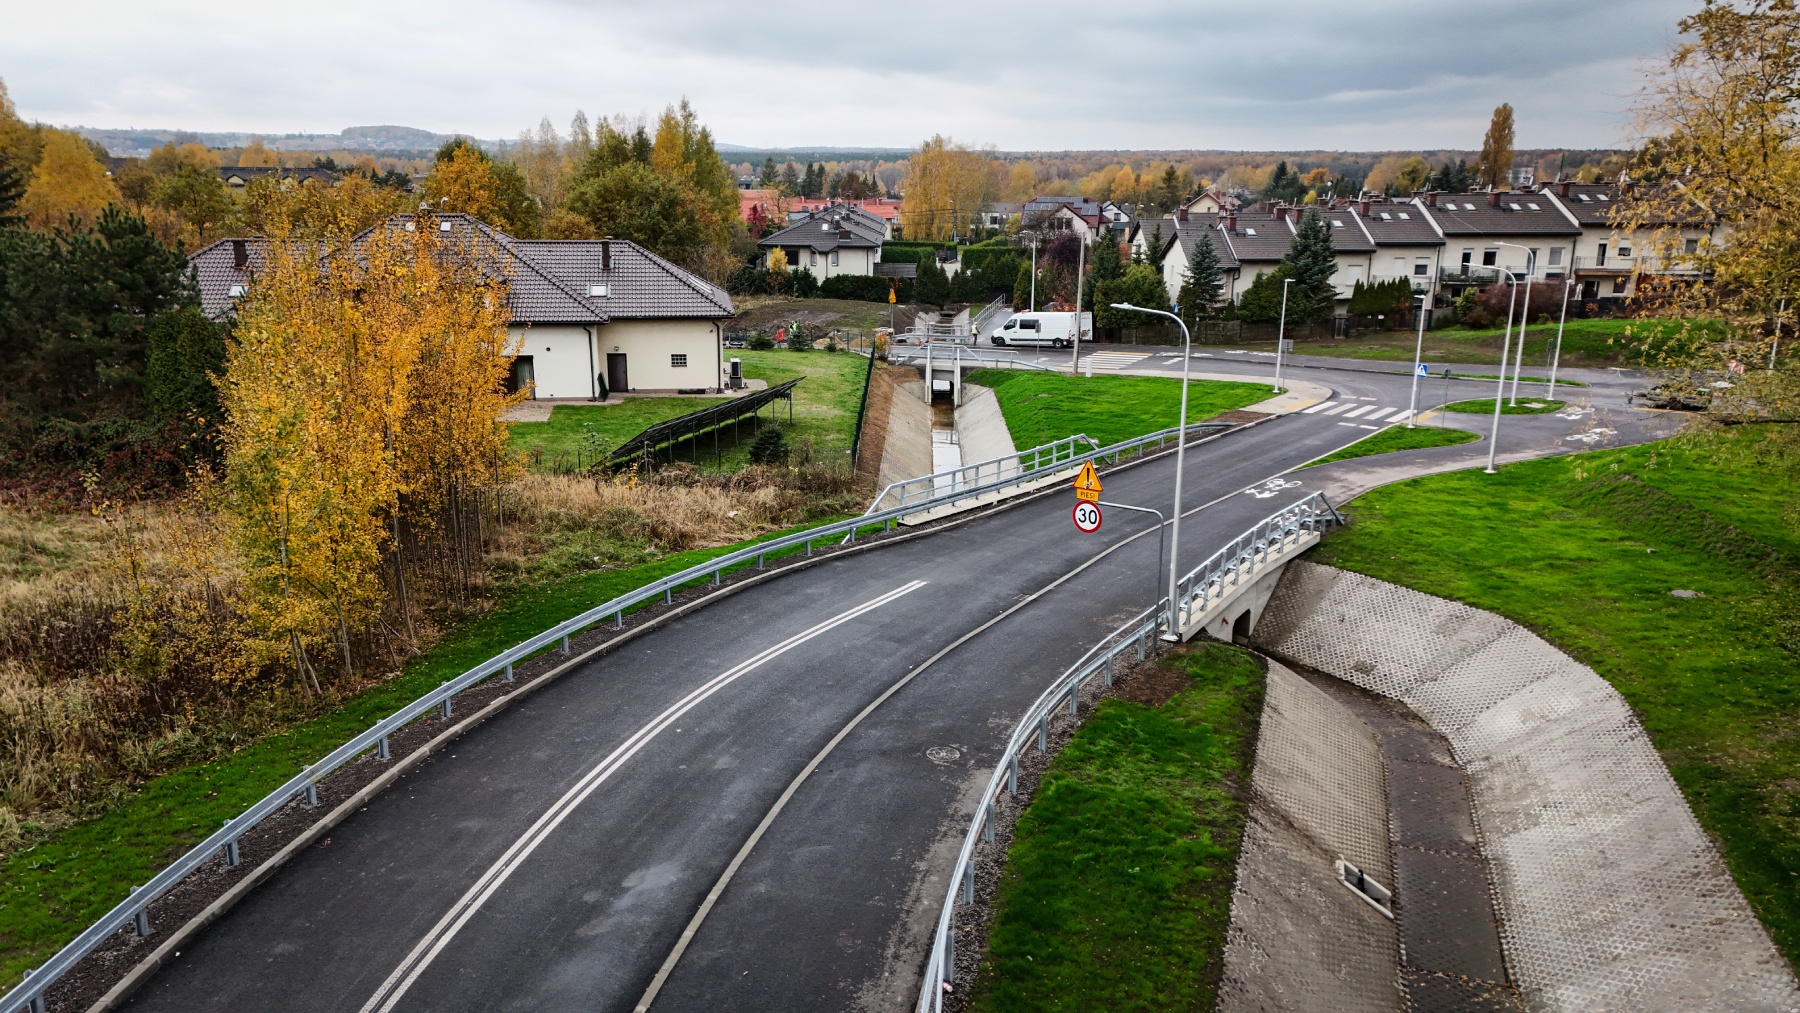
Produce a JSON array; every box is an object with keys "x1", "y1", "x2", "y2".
[{"x1": 190, "y1": 213, "x2": 736, "y2": 399}]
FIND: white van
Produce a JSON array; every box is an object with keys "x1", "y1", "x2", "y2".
[{"x1": 991, "y1": 311, "x2": 1092, "y2": 348}]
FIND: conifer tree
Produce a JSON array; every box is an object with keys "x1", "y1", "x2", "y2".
[
  {"x1": 1281, "y1": 207, "x2": 1338, "y2": 322},
  {"x1": 1176, "y1": 231, "x2": 1223, "y2": 327}
]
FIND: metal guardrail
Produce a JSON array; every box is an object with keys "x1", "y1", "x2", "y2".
[
  {"x1": 914, "y1": 491, "x2": 1340, "y2": 1011},
  {"x1": 605, "y1": 378, "x2": 802, "y2": 468},
  {"x1": 888, "y1": 343, "x2": 1057, "y2": 374},
  {"x1": 0, "y1": 418, "x2": 1253, "y2": 1013}
]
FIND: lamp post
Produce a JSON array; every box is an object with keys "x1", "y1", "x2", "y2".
[
  {"x1": 1479, "y1": 265, "x2": 1521, "y2": 474},
  {"x1": 1495, "y1": 242, "x2": 1537, "y2": 404},
  {"x1": 1027, "y1": 232, "x2": 1040, "y2": 312},
  {"x1": 1110, "y1": 302, "x2": 1191, "y2": 640},
  {"x1": 1071, "y1": 237, "x2": 1087, "y2": 372},
  {"x1": 1274, "y1": 278, "x2": 1293, "y2": 393},
  {"x1": 1546, "y1": 274, "x2": 1573, "y2": 398},
  {"x1": 1406, "y1": 291, "x2": 1429, "y2": 428}
]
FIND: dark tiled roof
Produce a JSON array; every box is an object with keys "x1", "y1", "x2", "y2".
[
  {"x1": 1173, "y1": 219, "x2": 1239, "y2": 272},
  {"x1": 1355, "y1": 202, "x2": 1444, "y2": 245},
  {"x1": 1218, "y1": 210, "x2": 1294, "y2": 263},
  {"x1": 1306, "y1": 207, "x2": 1376, "y2": 253},
  {"x1": 1545, "y1": 183, "x2": 1624, "y2": 225},
  {"x1": 759, "y1": 205, "x2": 885, "y2": 251},
  {"x1": 189, "y1": 213, "x2": 733, "y2": 323},
  {"x1": 1418, "y1": 193, "x2": 1579, "y2": 236}
]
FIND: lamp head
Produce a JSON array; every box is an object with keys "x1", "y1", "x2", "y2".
[{"x1": 1109, "y1": 302, "x2": 1136, "y2": 310}]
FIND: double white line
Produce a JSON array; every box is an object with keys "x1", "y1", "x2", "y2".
[{"x1": 357, "y1": 580, "x2": 928, "y2": 1013}]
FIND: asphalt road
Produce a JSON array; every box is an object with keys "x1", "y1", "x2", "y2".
[{"x1": 121, "y1": 361, "x2": 1677, "y2": 1013}]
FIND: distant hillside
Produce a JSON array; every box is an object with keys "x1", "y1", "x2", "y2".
[{"x1": 72, "y1": 124, "x2": 510, "y2": 158}]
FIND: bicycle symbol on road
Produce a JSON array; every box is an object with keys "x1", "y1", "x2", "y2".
[{"x1": 1244, "y1": 479, "x2": 1301, "y2": 499}]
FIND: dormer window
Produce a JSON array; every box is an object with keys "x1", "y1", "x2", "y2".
[
  {"x1": 588, "y1": 284, "x2": 610, "y2": 297},
  {"x1": 439, "y1": 221, "x2": 453, "y2": 232},
  {"x1": 228, "y1": 284, "x2": 246, "y2": 298}
]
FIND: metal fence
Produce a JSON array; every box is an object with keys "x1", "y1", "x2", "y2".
[
  {"x1": 0, "y1": 417, "x2": 1257, "y2": 1013},
  {"x1": 913, "y1": 491, "x2": 1341, "y2": 1012},
  {"x1": 604, "y1": 378, "x2": 802, "y2": 468}
]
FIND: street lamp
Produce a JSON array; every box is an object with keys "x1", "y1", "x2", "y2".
[
  {"x1": 1476, "y1": 264, "x2": 1521, "y2": 473},
  {"x1": 1274, "y1": 278, "x2": 1293, "y2": 393},
  {"x1": 1110, "y1": 302, "x2": 1191, "y2": 640},
  {"x1": 1494, "y1": 242, "x2": 1537, "y2": 404},
  {"x1": 1406, "y1": 291, "x2": 1429, "y2": 428},
  {"x1": 1546, "y1": 274, "x2": 1574, "y2": 398}
]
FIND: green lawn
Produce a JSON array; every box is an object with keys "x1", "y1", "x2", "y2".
[
  {"x1": 968, "y1": 641, "x2": 1262, "y2": 1012},
  {"x1": 0, "y1": 520, "x2": 844, "y2": 990},
  {"x1": 966, "y1": 370, "x2": 1272, "y2": 450},
  {"x1": 505, "y1": 349, "x2": 870, "y2": 471},
  {"x1": 1441, "y1": 398, "x2": 1565, "y2": 414},
  {"x1": 1309, "y1": 431, "x2": 1800, "y2": 967},
  {"x1": 1301, "y1": 423, "x2": 1479, "y2": 467},
  {"x1": 1224, "y1": 317, "x2": 1680, "y2": 368}
]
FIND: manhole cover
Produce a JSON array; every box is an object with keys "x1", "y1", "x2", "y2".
[{"x1": 925, "y1": 746, "x2": 961, "y2": 765}]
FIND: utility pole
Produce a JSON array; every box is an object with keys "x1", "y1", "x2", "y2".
[{"x1": 1273, "y1": 278, "x2": 1293, "y2": 392}]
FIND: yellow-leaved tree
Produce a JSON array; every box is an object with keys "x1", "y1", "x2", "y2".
[
  {"x1": 219, "y1": 214, "x2": 522, "y2": 689},
  {"x1": 19, "y1": 129, "x2": 120, "y2": 231},
  {"x1": 898, "y1": 136, "x2": 1001, "y2": 242}
]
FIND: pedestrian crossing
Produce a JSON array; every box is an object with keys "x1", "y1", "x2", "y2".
[
  {"x1": 1080, "y1": 351, "x2": 1152, "y2": 370},
  {"x1": 1298, "y1": 399, "x2": 1417, "y2": 425}
]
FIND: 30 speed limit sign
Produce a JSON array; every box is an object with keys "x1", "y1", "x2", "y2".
[{"x1": 1072, "y1": 500, "x2": 1102, "y2": 533}]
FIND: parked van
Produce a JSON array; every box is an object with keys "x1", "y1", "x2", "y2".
[{"x1": 990, "y1": 311, "x2": 1092, "y2": 348}]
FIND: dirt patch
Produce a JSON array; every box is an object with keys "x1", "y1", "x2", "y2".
[
  {"x1": 1112, "y1": 653, "x2": 1195, "y2": 706},
  {"x1": 1211, "y1": 409, "x2": 1270, "y2": 425},
  {"x1": 854, "y1": 362, "x2": 903, "y2": 487}
]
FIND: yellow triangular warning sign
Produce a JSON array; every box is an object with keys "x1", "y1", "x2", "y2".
[{"x1": 1073, "y1": 460, "x2": 1102, "y2": 502}]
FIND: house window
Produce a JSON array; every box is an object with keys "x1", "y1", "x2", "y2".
[
  {"x1": 1617, "y1": 244, "x2": 1632, "y2": 258},
  {"x1": 830, "y1": 250, "x2": 839, "y2": 266},
  {"x1": 1414, "y1": 261, "x2": 1429, "y2": 276},
  {"x1": 1612, "y1": 277, "x2": 1627, "y2": 294},
  {"x1": 671, "y1": 354, "x2": 688, "y2": 368},
  {"x1": 1461, "y1": 249, "x2": 1474, "y2": 267},
  {"x1": 809, "y1": 251, "x2": 818, "y2": 265},
  {"x1": 1684, "y1": 238, "x2": 1699, "y2": 254},
  {"x1": 1596, "y1": 243, "x2": 1608, "y2": 266},
  {"x1": 1549, "y1": 247, "x2": 1564, "y2": 266},
  {"x1": 1482, "y1": 249, "x2": 1498, "y2": 266},
  {"x1": 1528, "y1": 248, "x2": 1540, "y2": 271}
]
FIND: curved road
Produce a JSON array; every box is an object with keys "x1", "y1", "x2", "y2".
[{"x1": 122, "y1": 359, "x2": 1676, "y2": 1012}]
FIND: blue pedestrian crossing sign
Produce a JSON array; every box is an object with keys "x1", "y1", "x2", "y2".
[{"x1": 1415, "y1": 362, "x2": 1430, "y2": 377}]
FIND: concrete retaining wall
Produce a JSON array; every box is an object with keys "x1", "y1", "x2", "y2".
[
  {"x1": 953, "y1": 383, "x2": 1016, "y2": 466},
  {"x1": 877, "y1": 380, "x2": 932, "y2": 491},
  {"x1": 1252, "y1": 561, "x2": 1800, "y2": 1012},
  {"x1": 1218, "y1": 661, "x2": 1403, "y2": 1012}
]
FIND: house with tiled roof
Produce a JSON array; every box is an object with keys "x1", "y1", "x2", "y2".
[
  {"x1": 1535, "y1": 179, "x2": 1720, "y2": 301},
  {"x1": 785, "y1": 198, "x2": 902, "y2": 238},
  {"x1": 189, "y1": 214, "x2": 735, "y2": 399},
  {"x1": 1410, "y1": 189, "x2": 1581, "y2": 296},
  {"x1": 1345, "y1": 197, "x2": 1446, "y2": 296},
  {"x1": 758, "y1": 204, "x2": 888, "y2": 278}
]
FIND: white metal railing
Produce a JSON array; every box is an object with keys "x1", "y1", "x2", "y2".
[
  {"x1": 914, "y1": 491, "x2": 1340, "y2": 1011},
  {"x1": 0, "y1": 420, "x2": 1256, "y2": 1013}
]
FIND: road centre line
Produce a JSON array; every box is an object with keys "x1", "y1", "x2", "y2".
[{"x1": 357, "y1": 581, "x2": 928, "y2": 1013}]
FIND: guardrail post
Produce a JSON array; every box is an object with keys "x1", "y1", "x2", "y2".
[
  {"x1": 224, "y1": 837, "x2": 240, "y2": 867},
  {"x1": 305, "y1": 783, "x2": 319, "y2": 808},
  {"x1": 133, "y1": 906, "x2": 151, "y2": 938},
  {"x1": 805, "y1": 538, "x2": 812, "y2": 556},
  {"x1": 1037, "y1": 714, "x2": 1048, "y2": 752},
  {"x1": 1105, "y1": 654, "x2": 1114, "y2": 686},
  {"x1": 440, "y1": 687, "x2": 453, "y2": 719},
  {"x1": 983, "y1": 803, "x2": 996, "y2": 843},
  {"x1": 713, "y1": 567, "x2": 722, "y2": 585},
  {"x1": 615, "y1": 611, "x2": 624, "y2": 629},
  {"x1": 945, "y1": 928, "x2": 955, "y2": 983},
  {"x1": 665, "y1": 588, "x2": 673, "y2": 604},
  {"x1": 1008, "y1": 755, "x2": 1018, "y2": 794},
  {"x1": 1136, "y1": 631, "x2": 1146, "y2": 660},
  {"x1": 377, "y1": 736, "x2": 390, "y2": 760},
  {"x1": 28, "y1": 991, "x2": 43, "y2": 1013},
  {"x1": 503, "y1": 662, "x2": 514, "y2": 683},
  {"x1": 1067, "y1": 686, "x2": 1078, "y2": 715},
  {"x1": 560, "y1": 635, "x2": 570, "y2": 655},
  {"x1": 962, "y1": 862, "x2": 975, "y2": 904}
]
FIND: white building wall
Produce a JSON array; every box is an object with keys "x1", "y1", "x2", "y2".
[
  {"x1": 595, "y1": 319, "x2": 723, "y2": 392},
  {"x1": 509, "y1": 325, "x2": 597, "y2": 399},
  {"x1": 765, "y1": 245, "x2": 879, "y2": 278}
]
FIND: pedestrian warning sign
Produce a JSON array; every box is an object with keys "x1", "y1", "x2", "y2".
[{"x1": 1072, "y1": 461, "x2": 1102, "y2": 503}]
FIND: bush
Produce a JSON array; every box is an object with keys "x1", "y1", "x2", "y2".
[
  {"x1": 820, "y1": 274, "x2": 910, "y2": 302},
  {"x1": 746, "y1": 334, "x2": 776, "y2": 351},
  {"x1": 726, "y1": 266, "x2": 790, "y2": 296},
  {"x1": 747, "y1": 424, "x2": 789, "y2": 464},
  {"x1": 784, "y1": 324, "x2": 814, "y2": 351},
  {"x1": 792, "y1": 268, "x2": 819, "y2": 298}
]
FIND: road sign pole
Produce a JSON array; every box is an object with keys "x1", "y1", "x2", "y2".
[{"x1": 1408, "y1": 293, "x2": 1429, "y2": 428}]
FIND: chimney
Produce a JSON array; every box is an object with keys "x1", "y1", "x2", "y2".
[
  {"x1": 1557, "y1": 180, "x2": 1572, "y2": 197},
  {"x1": 601, "y1": 238, "x2": 611, "y2": 272},
  {"x1": 1224, "y1": 212, "x2": 1237, "y2": 232},
  {"x1": 1425, "y1": 192, "x2": 1437, "y2": 206},
  {"x1": 232, "y1": 238, "x2": 248, "y2": 271},
  {"x1": 1488, "y1": 190, "x2": 1501, "y2": 207},
  {"x1": 1356, "y1": 199, "x2": 1370, "y2": 217},
  {"x1": 1176, "y1": 207, "x2": 1188, "y2": 221}
]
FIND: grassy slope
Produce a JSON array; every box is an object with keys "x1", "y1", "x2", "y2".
[
  {"x1": 968, "y1": 642, "x2": 1263, "y2": 1012},
  {"x1": 0, "y1": 521, "x2": 838, "y2": 988},
  {"x1": 1309, "y1": 433, "x2": 1800, "y2": 966},
  {"x1": 504, "y1": 349, "x2": 869, "y2": 471},
  {"x1": 965, "y1": 370, "x2": 1271, "y2": 449},
  {"x1": 1301, "y1": 423, "x2": 1478, "y2": 468},
  {"x1": 1227, "y1": 317, "x2": 1646, "y2": 367}
]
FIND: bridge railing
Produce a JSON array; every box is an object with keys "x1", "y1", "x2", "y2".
[
  {"x1": 0, "y1": 417, "x2": 1253, "y2": 1013},
  {"x1": 914, "y1": 491, "x2": 1340, "y2": 1012}
]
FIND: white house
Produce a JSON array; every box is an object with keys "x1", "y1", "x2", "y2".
[
  {"x1": 190, "y1": 214, "x2": 737, "y2": 398},
  {"x1": 1537, "y1": 179, "x2": 1721, "y2": 302},
  {"x1": 759, "y1": 204, "x2": 887, "y2": 278}
]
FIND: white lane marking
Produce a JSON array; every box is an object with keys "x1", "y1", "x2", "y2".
[
  {"x1": 1301, "y1": 401, "x2": 1338, "y2": 414},
  {"x1": 1336, "y1": 421, "x2": 1360, "y2": 427},
  {"x1": 1355, "y1": 396, "x2": 1378, "y2": 401},
  {"x1": 1341, "y1": 405, "x2": 1377, "y2": 418},
  {"x1": 357, "y1": 581, "x2": 928, "y2": 1013},
  {"x1": 1322, "y1": 403, "x2": 1355, "y2": 416},
  {"x1": 1363, "y1": 407, "x2": 1396, "y2": 421},
  {"x1": 1358, "y1": 424, "x2": 1379, "y2": 430},
  {"x1": 1389, "y1": 410, "x2": 1415, "y2": 423},
  {"x1": 1082, "y1": 352, "x2": 1151, "y2": 370}
]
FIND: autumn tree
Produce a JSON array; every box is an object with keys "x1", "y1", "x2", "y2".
[
  {"x1": 238, "y1": 138, "x2": 279, "y2": 168},
  {"x1": 19, "y1": 130, "x2": 120, "y2": 231},
  {"x1": 1365, "y1": 154, "x2": 1431, "y2": 196},
  {"x1": 423, "y1": 138, "x2": 541, "y2": 237},
  {"x1": 152, "y1": 166, "x2": 236, "y2": 245},
  {"x1": 1476, "y1": 103, "x2": 1516, "y2": 187},
  {"x1": 899, "y1": 136, "x2": 999, "y2": 242},
  {"x1": 242, "y1": 172, "x2": 406, "y2": 241},
  {"x1": 219, "y1": 215, "x2": 522, "y2": 684}
]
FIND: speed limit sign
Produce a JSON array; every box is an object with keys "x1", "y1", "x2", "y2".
[{"x1": 1072, "y1": 501, "x2": 1102, "y2": 533}]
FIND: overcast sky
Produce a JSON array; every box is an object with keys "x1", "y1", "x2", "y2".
[{"x1": 4, "y1": 0, "x2": 1690, "y2": 151}]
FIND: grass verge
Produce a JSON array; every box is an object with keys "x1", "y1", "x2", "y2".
[
  {"x1": 1300, "y1": 424, "x2": 1479, "y2": 468},
  {"x1": 1441, "y1": 398, "x2": 1565, "y2": 414},
  {"x1": 508, "y1": 397, "x2": 726, "y2": 465},
  {"x1": 967, "y1": 641, "x2": 1263, "y2": 1012},
  {"x1": 1309, "y1": 431, "x2": 1800, "y2": 967},
  {"x1": 1219, "y1": 317, "x2": 1707, "y2": 368},
  {"x1": 965, "y1": 370, "x2": 1271, "y2": 449},
  {"x1": 0, "y1": 519, "x2": 841, "y2": 989}
]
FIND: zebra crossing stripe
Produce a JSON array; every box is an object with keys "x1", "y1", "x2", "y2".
[
  {"x1": 1322, "y1": 403, "x2": 1354, "y2": 415},
  {"x1": 1363, "y1": 407, "x2": 1395, "y2": 421},
  {"x1": 1302, "y1": 402, "x2": 1337, "y2": 414}
]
